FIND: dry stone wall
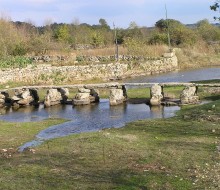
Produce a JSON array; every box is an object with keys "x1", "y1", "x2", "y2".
[{"x1": 0, "y1": 54, "x2": 178, "y2": 84}]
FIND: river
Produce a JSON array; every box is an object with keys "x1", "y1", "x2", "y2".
[{"x1": 0, "y1": 66, "x2": 220, "y2": 150}]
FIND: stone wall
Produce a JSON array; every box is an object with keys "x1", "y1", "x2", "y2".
[{"x1": 0, "y1": 54, "x2": 178, "y2": 84}]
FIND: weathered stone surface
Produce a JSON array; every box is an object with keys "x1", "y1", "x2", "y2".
[
  {"x1": 11, "y1": 89, "x2": 39, "y2": 107},
  {"x1": 58, "y1": 88, "x2": 69, "y2": 96},
  {"x1": 109, "y1": 88, "x2": 126, "y2": 106},
  {"x1": 73, "y1": 87, "x2": 100, "y2": 105},
  {"x1": 180, "y1": 86, "x2": 199, "y2": 104},
  {"x1": 21, "y1": 90, "x2": 31, "y2": 99},
  {"x1": 0, "y1": 54, "x2": 178, "y2": 84},
  {"x1": 17, "y1": 96, "x2": 34, "y2": 105},
  {"x1": 78, "y1": 88, "x2": 91, "y2": 93},
  {"x1": 14, "y1": 89, "x2": 24, "y2": 96},
  {"x1": 73, "y1": 99, "x2": 91, "y2": 105},
  {"x1": 150, "y1": 84, "x2": 163, "y2": 106},
  {"x1": 75, "y1": 93, "x2": 90, "y2": 100},
  {"x1": 44, "y1": 89, "x2": 62, "y2": 107},
  {"x1": 11, "y1": 96, "x2": 21, "y2": 101},
  {"x1": 46, "y1": 89, "x2": 62, "y2": 100},
  {"x1": 0, "y1": 94, "x2": 5, "y2": 99},
  {"x1": 0, "y1": 99, "x2": 5, "y2": 104}
]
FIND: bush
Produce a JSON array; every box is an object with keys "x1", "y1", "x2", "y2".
[{"x1": 0, "y1": 56, "x2": 33, "y2": 69}]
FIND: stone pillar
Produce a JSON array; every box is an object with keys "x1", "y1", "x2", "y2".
[
  {"x1": 11, "y1": 88, "x2": 39, "y2": 107},
  {"x1": 109, "y1": 86, "x2": 127, "y2": 106},
  {"x1": 180, "y1": 86, "x2": 199, "y2": 104},
  {"x1": 44, "y1": 89, "x2": 62, "y2": 107},
  {"x1": 150, "y1": 84, "x2": 163, "y2": 106},
  {"x1": 73, "y1": 88, "x2": 100, "y2": 106}
]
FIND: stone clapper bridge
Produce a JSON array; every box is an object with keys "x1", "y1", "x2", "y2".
[{"x1": 0, "y1": 82, "x2": 220, "y2": 109}]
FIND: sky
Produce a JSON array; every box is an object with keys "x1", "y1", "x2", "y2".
[{"x1": 0, "y1": 0, "x2": 217, "y2": 28}]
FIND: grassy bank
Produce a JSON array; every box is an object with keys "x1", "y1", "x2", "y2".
[{"x1": 0, "y1": 94, "x2": 219, "y2": 189}]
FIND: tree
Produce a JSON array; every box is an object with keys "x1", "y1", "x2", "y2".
[
  {"x1": 210, "y1": 1, "x2": 220, "y2": 20},
  {"x1": 54, "y1": 24, "x2": 71, "y2": 43},
  {"x1": 98, "y1": 18, "x2": 110, "y2": 30},
  {"x1": 91, "y1": 32, "x2": 104, "y2": 47},
  {"x1": 196, "y1": 19, "x2": 220, "y2": 41},
  {"x1": 151, "y1": 19, "x2": 198, "y2": 46}
]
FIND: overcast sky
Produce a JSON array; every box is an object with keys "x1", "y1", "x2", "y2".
[{"x1": 0, "y1": 0, "x2": 217, "y2": 28}]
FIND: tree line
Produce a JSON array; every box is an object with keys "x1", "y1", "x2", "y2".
[{"x1": 0, "y1": 17, "x2": 220, "y2": 57}]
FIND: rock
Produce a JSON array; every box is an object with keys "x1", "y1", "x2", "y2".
[
  {"x1": 180, "y1": 86, "x2": 199, "y2": 104},
  {"x1": 11, "y1": 89, "x2": 39, "y2": 107},
  {"x1": 0, "y1": 99, "x2": 5, "y2": 104},
  {"x1": 73, "y1": 87, "x2": 100, "y2": 106},
  {"x1": 109, "y1": 88, "x2": 126, "y2": 106},
  {"x1": 0, "y1": 94, "x2": 5, "y2": 99},
  {"x1": 21, "y1": 90, "x2": 30, "y2": 99},
  {"x1": 11, "y1": 96, "x2": 22, "y2": 101},
  {"x1": 58, "y1": 88, "x2": 69, "y2": 96},
  {"x1": 150, "y1": 98, "x2": 161, "y2": 106},
  {"x1": 17, "y1": 96, "x2": 34, "y2": 105},
  {"x1": 44, "y1": 89, "x2": 62, "y2": 107},
  {"x1": 75, "y1": 93, "x2": 90, "y2": 100},
  {"x1": 78, "y1": 88, "x2": 91, "y2": 93},
  {"x1": 73, "y1": 99, "x2": 91, "y2": 105},
  {"x1": 150, "y1": 84, "x2": 163, "y2": 106},
  {"x1": 14, "y1": 89, "x2": 24, "y2": 96}
]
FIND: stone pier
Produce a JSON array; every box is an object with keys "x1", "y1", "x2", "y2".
[
  {"x1": 0, "y1": 82, "x2": 219, "y2": 109},
  {"x1": 73, "y1": 88, "x2": 100, "y2": 106},
  {"x1": 150, "y1": 84, "x2": 163, "y2": 106},
  {"x1": 44, "y1": 88, "x2": 69, "y2": 107},
  {"x1": 109, "y1": 85, "x2": 127, "y2": 106},
  {"x1": 180, "y1": 86, "x2": 199, "y2": 104},
  {"x1": 11, "y1": 88, "x2": 39, "y2": 108}
]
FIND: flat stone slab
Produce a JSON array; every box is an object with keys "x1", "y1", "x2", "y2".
[{"x1": 73, "y1": 99, "x2": 90, "y2": 106}]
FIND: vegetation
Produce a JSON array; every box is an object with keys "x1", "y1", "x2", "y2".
[
  {"x1": 0, "y1": 93, "x2": 219, "y2": 189},
  {"x1": 0, "y1": 56, "x2": 33, "y2": 69},
  {"x1": 210, "y1": 1, "x2": 220, "y2": 20},
  {"x1": 0, "y1": 17, "x2": 219, "y2": 59}
]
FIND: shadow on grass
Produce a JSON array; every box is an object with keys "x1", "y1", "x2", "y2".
[
  {"x1": 191, "y1": 79, "x2": 220, "y2": 84},
  {"x1": 203, "y1": 95, "x2": 220, "y2": 101}
]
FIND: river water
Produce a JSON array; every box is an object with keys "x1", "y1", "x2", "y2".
[
  {"x1": 0, "y1": 67, "x2": 220, "y2": 150},
  {"x1": 124, "y1": 67, "x2": 220, "y2": 83}
]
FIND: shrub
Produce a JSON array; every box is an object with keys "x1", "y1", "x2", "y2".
[{"x1": 0, "y1": 56, "x2": 33, "y2": 69}]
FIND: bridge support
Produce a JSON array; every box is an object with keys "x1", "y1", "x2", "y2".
[
  {"x1": 11, "y1": 88, "x2": 39, "y2": 108},
  {"x1": 73, "y1": 88, "x2": 100, "y2": 106},
  {"x1": 180, "y1": 86, "x2": 199, "y2": 104},
  {"x1": 109, "y1": 85, "x2": 127, "y2": 106},
  {"x1": 150, "y1": 84, "x2": 163, "y2": 106},
  {"x1": 44, "y1": 88, "x2": 69, "y2": 107}
]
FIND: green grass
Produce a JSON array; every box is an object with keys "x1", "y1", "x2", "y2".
[
  {"x1": 127, "y1": 86, "x2": 184, "y2": 99},
  {"x1": 0, "y1": 98, "x2": 220, "y2": 189},
  {"x1": 0, "y1": 118, "x2": 67, "y2": 148}
]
